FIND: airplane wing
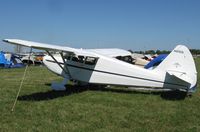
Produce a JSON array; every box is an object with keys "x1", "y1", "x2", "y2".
[
  {"x1": 3, "y1": 39, "x2": 131, "y2": 58},
  {"x1": 86, "y1": 48, "x2": 131, "y2": 57},
  {"x1": 3, "y1": 39, "x2": 97, "y2": 57}
]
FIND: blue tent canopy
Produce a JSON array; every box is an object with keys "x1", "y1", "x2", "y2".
[
  {"x1": 0, "y1": 51, "x2": 24, "y2": 68},
  {"x1": 0, "y1": 51, "x2": 11, "y2": 66}
]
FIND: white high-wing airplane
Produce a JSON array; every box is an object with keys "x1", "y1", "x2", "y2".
[{"x1": 3, "y1": 39, "x2": 197, "y2": 94}]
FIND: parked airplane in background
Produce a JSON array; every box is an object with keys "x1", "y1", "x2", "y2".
[{"x1": 3, "y1": 39, "x2": 197, "y2": 94}]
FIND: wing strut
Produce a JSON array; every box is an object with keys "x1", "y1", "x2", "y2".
[
  {"x1": 60, "y1": 52, "x2": 72, "y2": 78},
  {"x1": 46, "y1": 51, "x2": 69, "y2": 77}
]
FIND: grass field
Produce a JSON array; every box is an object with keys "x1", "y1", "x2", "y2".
[{"x1": 0, "y1": 58, "x2": 200, "y2": 132}]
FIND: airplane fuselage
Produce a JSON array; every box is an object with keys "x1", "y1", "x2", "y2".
[{"x1": 43, "y1": 54, "x2": 190, "y2": 91}]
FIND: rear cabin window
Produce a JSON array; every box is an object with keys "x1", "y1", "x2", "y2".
[
  {"x1": 85, "y1": 57, "x2": 97, "y2": 65},
  {"x1": 116, "y1": 55, "x2": 133, "y2": 64}
]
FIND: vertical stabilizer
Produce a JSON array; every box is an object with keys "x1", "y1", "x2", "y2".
[{"x1": 156, "y1": 45, "x2": 197, "y2": 92}]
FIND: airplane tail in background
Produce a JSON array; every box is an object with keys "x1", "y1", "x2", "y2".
[{"x1": 156, "y1": 45, "x2": 197, "y2": 92}]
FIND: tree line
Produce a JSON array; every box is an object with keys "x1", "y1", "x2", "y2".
[{"x1": 129, "y1": 49, "x2": 200, "y2": 55}]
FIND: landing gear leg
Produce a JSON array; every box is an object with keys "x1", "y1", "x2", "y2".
[{"x1": 51, "y1": 78, "x2": 69, "y2": 91}]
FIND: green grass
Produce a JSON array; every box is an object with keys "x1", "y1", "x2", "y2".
[{"x1": 0, "y1": 59, "x2": 200, "y2": 132}]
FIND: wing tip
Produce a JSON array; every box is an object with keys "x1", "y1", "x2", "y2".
[{"x1": 2, "y1": 39, "x2": 9, "y2": 43}]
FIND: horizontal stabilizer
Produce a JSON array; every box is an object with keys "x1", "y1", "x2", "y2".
[{"x1": 167, "y1": 70, "x2": 192, "y2": 84}]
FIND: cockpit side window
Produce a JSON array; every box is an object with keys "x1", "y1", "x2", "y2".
[
  {"x1": 72, "y1": 56, "x2": 79, "y2": 62},
  {"x1": 71, "y1": 55, "x2": 85, "y2": 63},
  {"x1": 70, "y1": 55, "x2": 97, "y2": 65},
  {"x1": 78, "y1": 56, "x2": 85, "y2": 63},
  {"x1": 66, "y1": 56, "x2": 71, "y2": 60}
]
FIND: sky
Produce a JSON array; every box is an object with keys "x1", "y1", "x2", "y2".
[{"x1": 0, "y1": 0, "x2": 200, "y2": 52}]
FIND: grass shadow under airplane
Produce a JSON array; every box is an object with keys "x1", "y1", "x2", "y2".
[{"x1": 18, "y1": 84, "x2": 187, "y2": 101}]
